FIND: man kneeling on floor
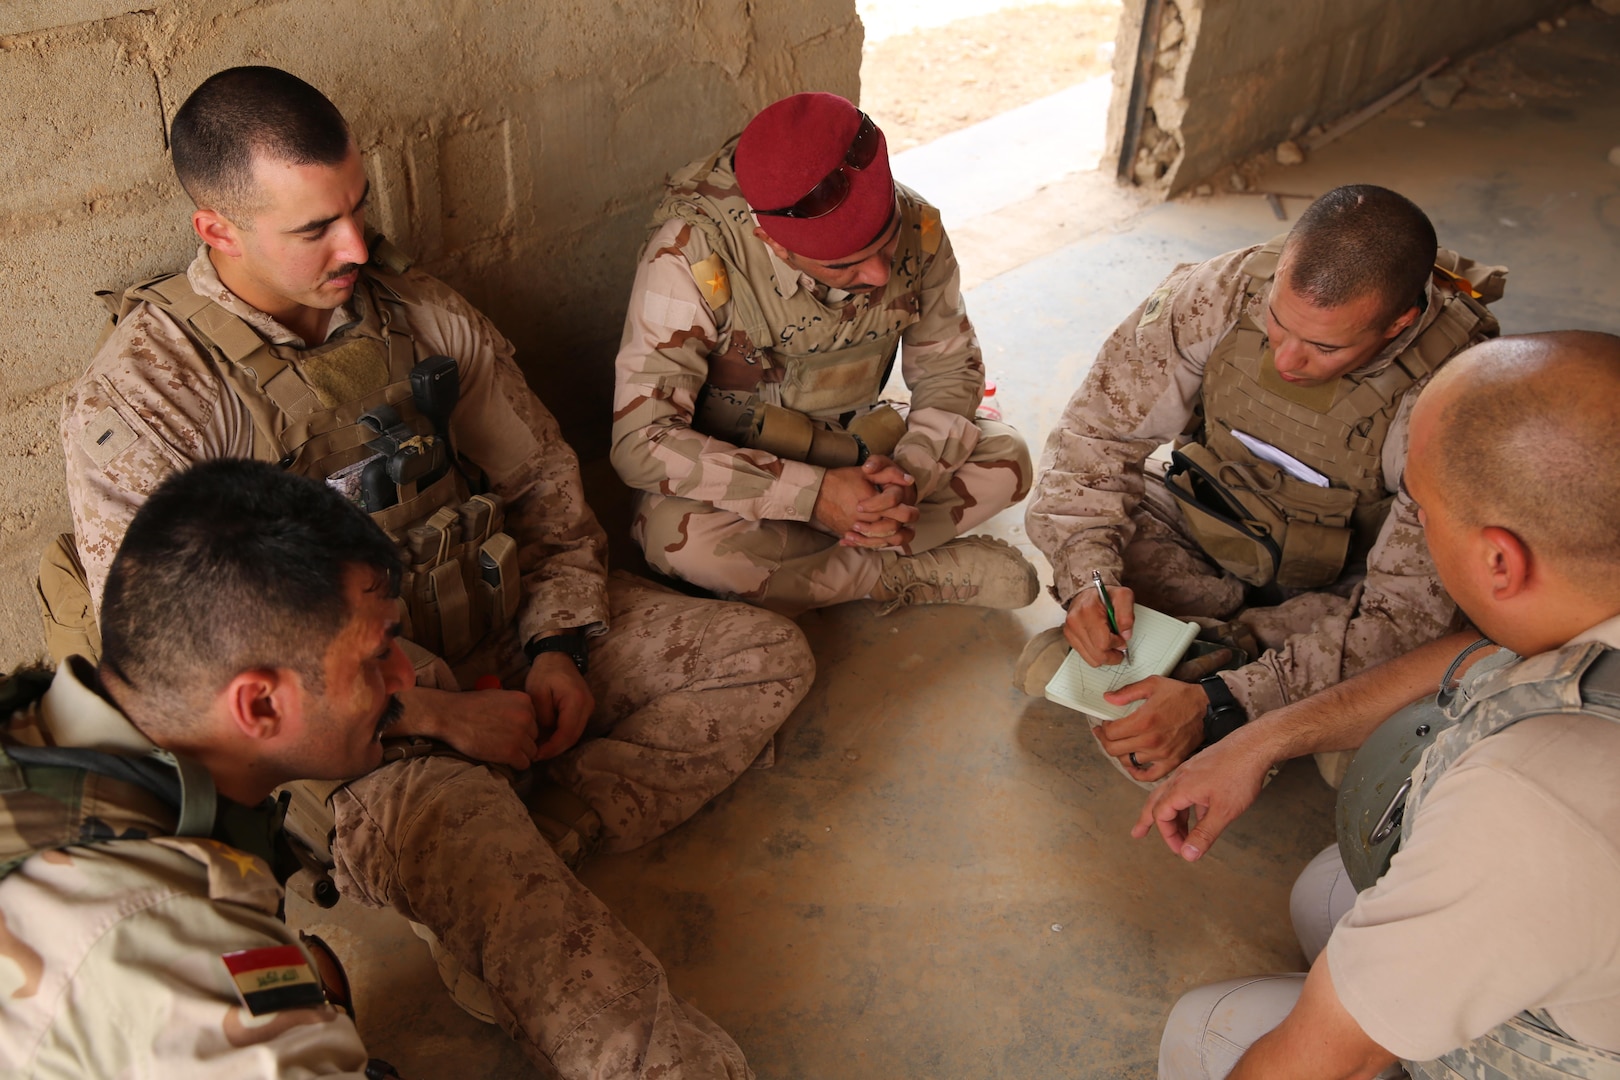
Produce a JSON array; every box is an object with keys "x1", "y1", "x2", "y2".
[
  {"x1": 1139, "y1": 332, "x2": 1620, "y2": 1079},
  {"x1": 1, "y1": 460, "x2": 739, "y2": 1074}
]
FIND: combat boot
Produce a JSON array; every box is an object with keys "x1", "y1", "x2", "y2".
[
  {"x1": 1012, "y1": 625, "x2": 1069, "y2": 696},
  {"x1": 870, "y1": 535, "x2": 1039, "y2": 614}
]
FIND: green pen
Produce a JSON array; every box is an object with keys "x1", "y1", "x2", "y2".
[{"x1": 1091, "y1": 569, "x2": 1128, "y2": 662}]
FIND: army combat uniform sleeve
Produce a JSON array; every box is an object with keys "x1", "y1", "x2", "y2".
[
  {"x1": 61, "y1": 303, "x2": 251, "y2": 610},
  {"x1": 397, "y1": 271, "x2": 611, "y2": 639},
  {"x1": 610, "y1": 219, "x2": 825, "y2": 523},
  {"x1": 0, "y1": 842, "x2": 369, "y2": 1077},
  {"x1": 1025, "y1": 248, "x2": 1259, "y2": 600},
  {"x1": 1219, "y1": 389, "x2": 1457, "y2": 717},
  {"x1": 887, "y1": 213, "x2": 988, "y2": 501}
]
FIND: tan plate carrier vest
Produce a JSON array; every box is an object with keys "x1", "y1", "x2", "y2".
[
  {"x1": 38, "y1": 240, "x2": 520, "y2": 668},
  {"x1": 1337, "y1": 641, "x2": 1620, "y2": 1080},
  {"x1": 1165, "y1": 238, "x2": 1507, "y2": 590},
  {"x1": 649, "y1": 138, "x2": 941, "y2": 467}
]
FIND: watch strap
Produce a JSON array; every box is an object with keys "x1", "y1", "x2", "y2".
[
  {"x1": 524, "y1": 631, "x2": 589, "y2": 675},
  {"x1": 1200, "y1": 674, "x2": 1246, "y2": 746}
]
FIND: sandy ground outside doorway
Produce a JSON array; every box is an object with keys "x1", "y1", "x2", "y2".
[{"x1": 859, "y1": 0, "x2": 1123, "y2": 152}]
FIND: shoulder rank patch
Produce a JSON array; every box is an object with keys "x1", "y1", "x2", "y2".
[
  {"x1": 79, "y1": 407, "x2": 137, "y2": 469},
  {"x1": 919, "y1": 205, "x2": 943, "y2": 256},
  {"x1": 688, "y1": 254, "x2": 731, "y2": 310},
  {"x1": 1138, "y1": 287, "x2": 1173, "y2": 329},
  {"x1": 221, "y1": 945, "x2": 326, "y2": 1016}
]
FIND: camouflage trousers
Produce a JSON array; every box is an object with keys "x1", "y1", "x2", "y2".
[
  {"x1": 633, "y1": 419, "x2": 1032, "y2": 615},
  {"x1": 1122, "y1": 471, "x2": 1360, "y2": 785},
  {"x1": 329, "y1": 573, "x2": 815, "y2": 1078}
]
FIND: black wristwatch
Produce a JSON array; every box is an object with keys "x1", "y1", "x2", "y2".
[
  {"x1": 524, "y1": 631, "x2": 589, "y2": 675},
  {"x1": 1200, "y1": 674, "x2": 1247, "y2": 747}
]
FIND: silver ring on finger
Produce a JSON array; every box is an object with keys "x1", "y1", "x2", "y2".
[{"x1": 1128, "y1": 751, "x2": 1148, "y2": 770}]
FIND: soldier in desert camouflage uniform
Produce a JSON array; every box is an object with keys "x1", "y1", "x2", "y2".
[
  {"x1": 1020, "y1": 186, "x2": 1506, "y2": 784},
  {"x1": 46, "y1": 67, "x2": 803, "y2": 1078},
  {"x1": 611, "y1": 92, "x2": 1038, "y2": 616},
  {"x1": 0, "y1": 463, "x2": 403, "y2": 1077}
]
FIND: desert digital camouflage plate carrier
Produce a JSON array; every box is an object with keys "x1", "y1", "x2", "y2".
[
  {"x1": 40, "y1": 234, "x2": 520, "y2": 668},
  {"x1": 1165, "y1": 237, "x2": 1507, "y2": 590},
  {"x1": 1336, "y1": 641, "x2": 1620, "y2": 1079}
]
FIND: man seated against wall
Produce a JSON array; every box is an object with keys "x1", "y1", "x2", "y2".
[
  {"x1": 1140, "y1": 332, "x2": 1620, "y2": 1079},
  {"x1": 1017, "y1": 186, "x2": 1507, "y2": 786},
  {"x1": 611, "y1": 92, "x2": 1038, "y2": 616},
  {"x1": 48, "y1": 65, "x2": 812, "y2": 1079}
]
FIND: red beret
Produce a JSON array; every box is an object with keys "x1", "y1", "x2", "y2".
[{"x1": 735, "y1": 93, "x2": 896, "y2": 262}]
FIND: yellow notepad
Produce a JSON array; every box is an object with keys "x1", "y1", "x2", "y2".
[{"x1": 1043, "y1": 604, "x2": 1200, "y2": 721}]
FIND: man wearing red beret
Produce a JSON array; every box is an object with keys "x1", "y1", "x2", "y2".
[{"x1": 611, "y1": 92, "x2": 1037, "y2": 615}]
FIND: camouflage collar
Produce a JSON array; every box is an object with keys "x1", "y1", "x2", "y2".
[
  {"x1": 41, "y1": 658, "x2": 154, "y2": 756},
  {"x1": 1254, "y1": 275, "x2": 1443, "y2": 381},
  {"x1": 185, "y1": 245, "x2": 360, "y2": 349}
]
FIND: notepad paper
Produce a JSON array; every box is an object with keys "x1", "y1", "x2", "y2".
[{"x1": 1043, "y1": 605, "x2": 1200, "y2": 721}]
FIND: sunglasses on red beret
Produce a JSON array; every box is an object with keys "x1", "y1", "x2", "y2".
[{"x1": 754, "y1": 112, "x2": 883, "y2": 220}]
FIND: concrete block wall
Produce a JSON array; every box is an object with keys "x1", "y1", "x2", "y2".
[
  {"x1": 0, "y1": 0, "x2": 861, "y2": 668},
  {"x1": 1109, "y1": 0, "x2": 1570, "y2": 192}
]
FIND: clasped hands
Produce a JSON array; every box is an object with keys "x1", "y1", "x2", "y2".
[
  {"x1": 812, "y1": 455, "x2": 920, "y2": 549},
  {"x1": 1064, "y1": 584, "x2": 1209, "y2": 782},
  {"x1": 396, "y1": 650, "x2": 594, "y2": 770}
]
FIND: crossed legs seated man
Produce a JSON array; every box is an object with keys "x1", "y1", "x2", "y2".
[
  {"x1": 611, "y1": 92, "x2": 1037, "y2": 617},
  {"x1": 1135, "y1": 333, "x2": 1620, "y2": 1079}
]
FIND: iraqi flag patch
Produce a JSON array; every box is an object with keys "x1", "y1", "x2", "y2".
[{"x1": 221, "y1": 945, "x2": 327, "y2": 1016}]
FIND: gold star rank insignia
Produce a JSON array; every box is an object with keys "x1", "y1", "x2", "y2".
[
  {"x1": 919, "y1": 206, "x2": 943, "y2": 256},
  {"x1": 689, "y1": 254, "x2": 731, "y2": 310}
]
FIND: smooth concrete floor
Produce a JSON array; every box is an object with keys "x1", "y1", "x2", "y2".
[{"x1": 290, "y1": 12, "x2": 1620, "y2": 1078}]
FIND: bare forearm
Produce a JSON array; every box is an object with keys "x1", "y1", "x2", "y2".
[
  {"x1": 1228, "y1": 1030, "x2": 1389, "y2": 1080},
  {"x1": 1230, "y1": 957, "x2": 1397, "y2": 1080},
  {"x1": 1247, "y1": 630, "x2": 1490, "y2": 763}
]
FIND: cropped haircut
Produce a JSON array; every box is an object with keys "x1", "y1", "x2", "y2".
[
  {"x1": 100, "y1": 459, "x2": 402, "y2": 712},
  {"x1": 1431, "y1": 332, "x2": 1620, "y2": 575},
  {"x1": 1281, "y1": 185, "x2": 1438, "y2": 328},
  {"x1": 170, "y1": 66, "x2": 351, "y2": 219}
]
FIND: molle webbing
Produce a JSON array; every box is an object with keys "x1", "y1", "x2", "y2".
[
  {"x1": 1392, "y1": 643, "x2": 1620, "y2": 1080},
  {"x1": 650, "y1": 141, "x2": 934, "y2": 419},
  {"x1": 125, "y1": 273, "x2": 420, "y2": 475}
]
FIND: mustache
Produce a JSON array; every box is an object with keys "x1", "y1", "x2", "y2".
[
  {"x1": 326, "y1": 263, "x2": 361, "y2": 283},
  {"x1": 373, "y1": 695, "x2": 405, "y2": 741}
]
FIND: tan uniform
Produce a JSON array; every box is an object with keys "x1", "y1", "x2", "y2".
[
  {"x1": 0, "y1": 662, "x2": 370, "y2": 1078},
  {"x1": 60, "y1": 248, "x2": 814, "y2": 1078},
  {"x1": 1026, "y1": 245, "x2": 1475, "y2": 721},
  {"x1": 611, "y1": 142, "x2": 1031, "y2": 614}
]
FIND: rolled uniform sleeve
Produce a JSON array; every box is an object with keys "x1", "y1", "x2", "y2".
[
  {"x1": 401, "y1": 273, "x2": 611, "y2": 639},
  {"x1": 1024, "y1": 248, "x2": 1257, "y2": 604},
  {"x1": 610, "y1": 219, "x2": 824, "y2": 523},
  {"x1": 891, "y1": 217, "x2": 985, "y2": 500},
  {"x1": 1219, "y1": 387, "x2": 1458, "y2": 717}
]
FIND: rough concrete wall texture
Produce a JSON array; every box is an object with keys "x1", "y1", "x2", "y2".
[
  {"x1": 0, "y1": 0, "x2": 861, "y2": 669},
  {"x1": 1112, "y1": 0, "x2": 1570, "y2": 192}
]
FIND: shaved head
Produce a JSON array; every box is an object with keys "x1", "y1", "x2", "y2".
[{"x1": 1422, "y1": 331, "x2": 1620, "y2": 585}]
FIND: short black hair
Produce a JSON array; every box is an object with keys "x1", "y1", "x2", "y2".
[
  {"x1": 100, "y1": 459, "x2": 402, "y2": 710},
  {"x1": 170, "y1": 66, "x2": 351, "y2": 218},
  {"x1": 1281, "y1": 185, "x2": 1438, "y2": 328}
]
